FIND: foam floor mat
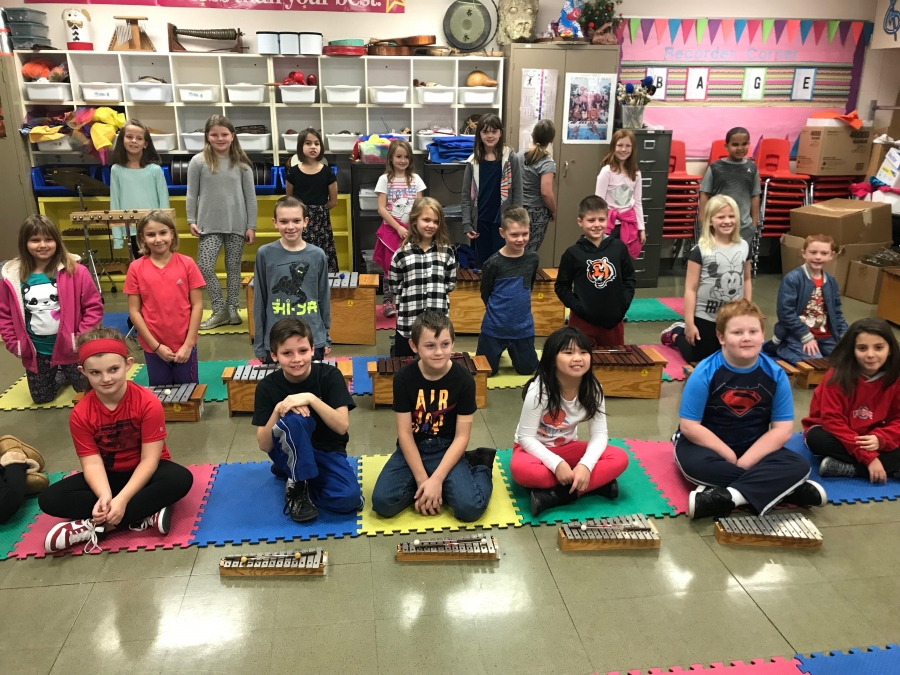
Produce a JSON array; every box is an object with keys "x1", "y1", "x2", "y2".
[
  {"x1": 657, "y1": 296, "x2": 685, "y2": 317},
  {"x1": 486, "y1": 349, "x2": 542, "y2": 390},
  {"x1": 797, "y1": 645, "x2": 900, "y2": 675},
  {"x1": 358, "y1": 453, "x2": 521, "y2": 534},
  {"x1": 0, "y1": 364, "x2": 141, "y2": 411},
  {"x1": 132, "y1": 360, "x2": 246, "y2": 401},
  {"x1": 198, "y1": 308, "x2": 249, "y2": 335},
  {"x1": 624, "y1": 298, "x2": 684, "y2": 322},
  {"x1": 641, "y1": 343, "x2": 688, "y2": 382},
  {"x1": 102, "y1": 312, "x2": 131, "y2": 336},
  {"x1": 351, "y1": 355, "x2": 377, "y2": 396},
  {"x1": 0, "y1": 472, "x2": 65, "y2": 560},
  {"x1": 596, "y1": 657, "x2": 806, "y2": 675},
  {"x1": 497, "y1": 440, "x2": 676, "y2": 525},
  {"x1": 626, "y1": 438, "x2": 691, "y2": 515},
  {"x1": 786, "y1": 433, "x2": 900, "y2": 504},
  {"x1": 12, "y1": 464, "x2": 215, "y2": 558},
  {"x1": 190, "y1": 459, "x2": 361, "y2": 545},
  {"x1": 376, "y1": 304, "x2": 397, "y2": 331}
]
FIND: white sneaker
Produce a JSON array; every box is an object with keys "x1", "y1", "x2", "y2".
[
  {"x1": 44, "y1": 519, "x2": 104, "y2": 554},
  {"x1": 129, "y1": 506, "x2": 171, "y2": 535}
]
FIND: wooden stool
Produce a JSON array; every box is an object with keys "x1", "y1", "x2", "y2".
[
  {"x1": 222, "y1": 360, "x2": 353, "y2": 416},
  {"x1": 531, "y1": 268, "x2": 565, "y2": 337},
  {"x1": 73, "y1": 383, "x2": 207, "y2": 422},
  {"x1": 590, "y1": 346, "x2": 668, "y2": 399},
  {"x1": 367, "y1": 352, "x2": 491, "y2": 409},
  {"x1": 795, "y1": 357, "x2": 830, "y2": 389}
]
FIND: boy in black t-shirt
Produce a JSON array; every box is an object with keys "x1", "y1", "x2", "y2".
[
  {"x1": 253, "y1": 318, "x2": 362, "y2": 523},
  {"x1": 371, "y1": 311, "x2": 495, "y2": 522}
]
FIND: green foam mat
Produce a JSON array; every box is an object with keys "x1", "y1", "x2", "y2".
[
  {"x1": 131, "y1": 360, "x2": 248, "y2": 402},
  {"x1": 497, "y1": 440, "x2": 676, "y2": 524},
  {"x1": 624, "y1": 298, "x2": 684, "y2": 323},
  {"x1": 0, "y1": 471, "x2": 65, "y2": 560}
]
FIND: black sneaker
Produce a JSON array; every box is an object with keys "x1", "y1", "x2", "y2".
[
  {"x1": 688, "y1": 486, "x2": 735, "y2": 519},
  {"x1": 783, "y1": 480, "x2": 826, "y2": 508},
  {"x1": 465, "y1": 447, "x2": 496, "y2": 469},
  {"x1": 762, "y1": 340, "x2": 779, "y2": 357},
  {"x1": 818, "y1": 457, "x2": 857, "y2": 478},
  {"x1": 270, "y1": 463, "x2": 288, "y2": 479},
  {"x1": 284, "y1": 480, "x2": 318, "y2": 523},
  {"x1": 530, "y1": 484, "x2": 578, "y2": 517},
  {"x1": 584, "y1": 478, "x2": 618, "y2": 500}
]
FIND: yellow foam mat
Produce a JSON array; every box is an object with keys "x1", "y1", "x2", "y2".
[
  {"x1": 199, "y1": 308, "x2": 249, "y2": 335},
  {"x1": 359, "y1": 453, "x2": 522, "y2": 535},
  {"x1": 0, "y1": 364, "x2": 141, "y2": 411},
  {"x1": 486, "y1": 349, "x2": 542, "y2": 390}
]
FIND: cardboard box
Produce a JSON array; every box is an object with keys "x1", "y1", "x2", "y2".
[
  {"x1": 865, "y1": 127, "x2": 900, "y2": 178},
  {"x1": 876, "y1": 147, "x2": 900, "y2": 188},
  {"x1": 790, "y1": 200, "x2": 892, "y2": 245},
  {"x1": 844, "y1": 261, "x2": 894, "y2": 304},
  {"x1": 795, "y1": 125, "x2": 871, "y2": 176},
  {"x1": 877, "y1": 268, "x2": 900, "y2": 326},
  {"x1": 780, "y1": 234, "x2": 893, "y2": 294}
]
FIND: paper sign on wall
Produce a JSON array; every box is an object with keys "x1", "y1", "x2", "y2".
[
  {"x1": 791, "y1": 68, "x2": 817, "y2": 100},
  {"x1": 742, "y1": 68, "x2": 767, "y2": 101},
  {"x1": 684, "y1": 68, "x2": 709, "y2": 101},
  {"x1": 645, "y1": 67, "x2": 667, "y2": 101}
]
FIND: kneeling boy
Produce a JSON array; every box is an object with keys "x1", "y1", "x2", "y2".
[
  {"x1": 371, "y1": 311, "x2": 494, "y2": 522},
  {"x1": 253, "y1": 318, "x2": 362, "y2": 523},
  {"x1": 674, "y1": 299, "x2": 826, "y2": 519}
]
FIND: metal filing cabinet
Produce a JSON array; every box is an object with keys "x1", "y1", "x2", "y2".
[{"x1": 633, "y1": 129, "x2": 671, "y2": 287}]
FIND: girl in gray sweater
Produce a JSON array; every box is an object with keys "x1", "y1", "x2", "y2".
[{"x1": 187, "y1": 115, "x2": 258, "y2": 330}]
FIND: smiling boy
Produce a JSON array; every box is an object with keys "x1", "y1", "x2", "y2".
[
  {"x1": 674, "y1": 299, "x2": 826, "y2": 519},
  {"x1": 699, "y1": 127, "x2": 761, "y2": 246}
]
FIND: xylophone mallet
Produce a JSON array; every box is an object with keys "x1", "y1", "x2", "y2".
[
  {"x1": 579, "y1": 523, "x2": 652, "y2": 532},
  {"x1": 411, "y1": 536, "x2": 488, "y2": 549}
]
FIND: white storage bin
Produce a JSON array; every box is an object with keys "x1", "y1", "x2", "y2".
[
  {"x1": 282, "y1": 134, "x2": 299, "y2": 151},
  {"x1": 280, "y1": 85, "x2": 317, "y2": 104},
  {"x1": 458, "y1": 87, "x2": 497, "y2": 106},
  {"x1": 324, "y1": 85, "x2": 361, "y2": 105},
  {"x1": 150, "y1": 133, "x2": 177, "y2": 152},
  {"x1": 368, "y1": 85, "x2": 409, "y2": 105},
  {"x1": 126, "y1": 82, "x2": 173, "y2": 103},
  {"x1": 226, "y1": 84, "x2": 265, "y2": 104},
  {"x1": 24, "y1": 82, "x2": 71, "y2": 102},
  {"x1": 415, "y1": 86, "x2": 455, "y2": 105},
  {"x1": 80, "y1": 82, "x2": 122, "y2": 103},
  {"x1": 359, "y1": 188, "x2": 378, "y2": 211},
  {"x1": 416, "y1": 132, "x2": 435, "y2": 152},
  {"x1": 237, "y1": 133, "x2": 272, "y2": 152},
  {"x1": 181, "y1": 132, "x2": 206, "y2": 152},
  {"x1": 36, "y1": 136, "x2": 72, "y2": 152},
  {"x1": 326, "y1": 134, "x2": 360, "y2": 152},
  {"x1": 176, "y1": 84, "x2": 219, "y2": 103}
]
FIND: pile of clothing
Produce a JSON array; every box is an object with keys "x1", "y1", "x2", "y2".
[
  {"x1": 427, "y1": 136, "x2": 475, "y2": 164},
  {"x1": 20, "y1": 106, "x2": 126, "y2": 164}
]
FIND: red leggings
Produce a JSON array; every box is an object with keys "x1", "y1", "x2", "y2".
[{"x1": 510, "y1": 441, "x2": 628, "y2": 492}]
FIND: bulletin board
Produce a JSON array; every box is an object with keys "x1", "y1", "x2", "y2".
[{"x1": 618, "y1": 18, "x2": 874, "y2": 158}]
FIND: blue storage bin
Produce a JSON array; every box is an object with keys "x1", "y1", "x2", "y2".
[
  {"x1": 255, "y1": 165, "x2": 278, "y2": 196},
  {"x1": 31, "y1": 165, "x2": 103, "y2": 197}
]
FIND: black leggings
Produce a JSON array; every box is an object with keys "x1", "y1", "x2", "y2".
[
  {"x1": 38, "y1": 460, "x2": 193, "y2": 524},
  {"x1": 806, "y1": 426, "x2": 900, "y2": 475},
  {"x1": 0, "y1": 464, "x2": 27, "y2": 524},
  {"x1": 675, "y1": 316, "x2": 720, "y2": 363}
]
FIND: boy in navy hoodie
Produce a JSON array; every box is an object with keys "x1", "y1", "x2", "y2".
[{"x1": 555, "y1": 195, "x2": 635, "y2": 347}]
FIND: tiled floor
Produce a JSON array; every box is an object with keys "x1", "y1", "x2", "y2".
[{"x1": 1, "y1": 273, "x2": 897, "y2": 675}]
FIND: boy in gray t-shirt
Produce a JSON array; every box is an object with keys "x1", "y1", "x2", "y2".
[{"x1": 699, "y1": 128, "x2": 761, "y2": 245}]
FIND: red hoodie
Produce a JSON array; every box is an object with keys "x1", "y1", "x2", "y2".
[{"x1": 803, "y1": 369, "x2": 900, "y2": 465}]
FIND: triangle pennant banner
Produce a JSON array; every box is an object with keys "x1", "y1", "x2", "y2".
[
  {"x1": 696, "y1": 18, "x2": 708, "y2": 44},
  {"x1": 799, "y1": 19, "x2": 814, "y2": 44},
  {"x1": 721, "y1": 18, "x2": 734, "y2": 43},
  {"x1": 615, "y1": 22, "x2": 626, "y2": 43},
  {"x1": 630, "y1": 17, "x2": 640, "y2": 43},
  {"x1": 863, "y1": 21, "x2": 874, "y2": 44},
  {"x1": 708, "y1": 18, "x2": 721, "y2": 44},
  {"x1": 786, "y1": 19, "x2": 800, "y2": 44},
  {"x1": 747, "y1": 19, "x2": 762, "y2": 44},
  {"x1": 850, "y1": 21, "x2": 864, "y2": 44},
  {"x1": 773, "y1": 19, "x2": 787, "y2": 43},
  {"x1": 681, "y1": 19, "x2": 696, "y2": 44},
  {"x1": 827, "y1": 20, "x2": 840, "y2": 43},
  {"x1": 761, "y1": 19, "x2": 774, "y2": 43},
  {"x1": 734, "y1": 19, "x2": 747, "y2": 44},
  {"x1": 641, "y1": 18, "x2": 655, "y2": 43},
  {"x1": 668, "y1": 18, "x2": 682, "y2": 43},
  {"x1": 838, "y1": 21, "x2": 851, "y2": 45},
  {"x1": 654, "y1": 18, "x2": 667, "y2": 44},
  {"x1": 813, "y1": 20, "x2": 827, "y2": 44}
]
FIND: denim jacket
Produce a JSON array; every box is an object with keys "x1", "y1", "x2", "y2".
[{"x1": 773, "y1": 264, "x2": 847, "y2": 345}]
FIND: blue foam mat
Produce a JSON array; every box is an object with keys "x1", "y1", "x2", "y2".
[
  {"x1": 103, "y1": 312, "x2": 131, "y2": 336},
  {"x1": 786, "y1": 433, "x2": 900, "y2": 504},
  {"x1": 351, "y1": 355, "x2": 378, "y2": 396},
  {"x1": 189, "y1": 459, "x2": 361, "y2": 545},
  {"x1": 797, "y1": 644, "x2": 900, "y2": 675}
]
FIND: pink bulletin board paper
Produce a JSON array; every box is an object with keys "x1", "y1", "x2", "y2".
[
  {"x1": 158, "y1": 0, "x2": 283, "y2": 9},
  {"x1": 89, "y1": 0, "x2": 156, "y2": 5},
  {"x1": 282, "y1": 0, "x2": 406, "y2": 11},
  {"x1": 12, "y1": 464, "x2": 216, "y2": 559}
]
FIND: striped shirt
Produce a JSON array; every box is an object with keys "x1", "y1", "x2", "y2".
[{"x1": 387, "y1": 241, "x2": 457, "y2": 337}]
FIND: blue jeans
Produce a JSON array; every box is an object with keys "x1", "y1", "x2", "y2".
[
  {"x1": 776, "y1": 335, "x2": 838, "y2": 366},
  {"x1": 476, "y1": 333, "x2": 538, "y2": 376},
  {"x1": 371, "y1": 437, "x2": 493, "y2": 522}
]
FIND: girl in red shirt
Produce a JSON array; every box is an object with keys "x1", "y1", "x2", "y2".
[{"x1": 803, "y1": 318, "x2": 900, "y2": 484}]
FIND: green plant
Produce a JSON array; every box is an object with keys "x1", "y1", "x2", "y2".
[{"x1": 578, "y1": 0, "x2": 623, "y2": 32}]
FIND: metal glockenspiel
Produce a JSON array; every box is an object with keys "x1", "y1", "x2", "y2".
[
  {"x1": 558, "y1": 514, "x2": 661, "y2": 551},
  {"x1": 218, "y1": 548, "x2": 328, "y2": 576},
  {"x1": 222, "y1": 364, "x2": 280, "y2": 416},
  {"x1": 233, "y1": 364, "x2": 280, "y2": 381},
  {"x1": 328, "y1": 272, "x2": 359, "y2": 289},
  {"x1": 396, "y1": 535, "x2": 500, "y2": 562},
  {"x1": 714, "y1": 513, "x2": 823, "y2": 549},
  {"x1": 146, "y1": 383, "x2": 206, "y2": 422}
]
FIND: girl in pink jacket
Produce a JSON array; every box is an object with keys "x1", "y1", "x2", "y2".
[{"x1": 0, "y1": 216, "x2": 103, "y2": 403}]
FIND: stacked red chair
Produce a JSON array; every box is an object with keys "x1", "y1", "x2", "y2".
[
  {"x1": 757, "y1": 138, "x2": 809, "y2": 275},
  {"x1": 664, "y1": 140, "x2": 703, "y2": 260},
  {"x1": 808, "y1": 175, "x2": 858, "y2": 203}
]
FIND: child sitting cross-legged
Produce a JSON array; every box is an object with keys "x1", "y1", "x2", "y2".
[
  {"x1": 371, "y1": 311, "x2": 495, "y2": 522},
  {"x1": 674, "y1": 299, "x2": 826, "y2": 519},
  {"x1": 39, "y1": 328, "x2": 194, "y2": 553},
  {"x1": 253, "y1": 318, "x2": 362, "y2": 523}
]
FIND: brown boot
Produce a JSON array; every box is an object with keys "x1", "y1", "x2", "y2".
[
  {"x1": 25, "y1": 472, "x2": 50, "y2": 495},
  {"x1": 0, "y1": 435, "x2": 44, "y2": 471}
]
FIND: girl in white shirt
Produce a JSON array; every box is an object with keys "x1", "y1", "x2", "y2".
[
  {"x1": 511, "y1": 326, "x2": 629, "y2": 516},
  {"x1": 595, "y1": 128, "x2": 645, "y2": 258}
]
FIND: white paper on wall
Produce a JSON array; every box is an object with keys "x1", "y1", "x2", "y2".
[
  {"x1": 645, "y1": 67, "x2": 667, "y2": 101},
  {"x1": 791, "y1": 68, "x2": 817, "y2": 101},
  {"x1": 684, "y1": 68, "x2": 709, "y2": 101},
  {"x1": 519, "y1": 68, "x2": 558, "y2": 151},
  {"x1": 742, "y1": 68, "x2": 767, "y2": 101}
]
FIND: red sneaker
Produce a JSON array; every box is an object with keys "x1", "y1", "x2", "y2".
[
  {"x1": 44, "y1": 519, "x2": 104, "y2": 554},
  {"x1": 129, "y1": 506, "x2": 171, "y2": 535}
]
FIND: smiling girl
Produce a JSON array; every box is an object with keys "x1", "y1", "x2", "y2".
[{"x1": 596, "y1": 129, "x2": 645, "y2": 258}]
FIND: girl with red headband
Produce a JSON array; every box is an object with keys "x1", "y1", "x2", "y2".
[{"x1": 38, "y1": 328, "x2": 193, "y2": 554}]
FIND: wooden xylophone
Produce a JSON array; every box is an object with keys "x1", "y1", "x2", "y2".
[
  {"x1": 74, "y1": 382, "x2": 206, "y2": 422},
  {"x1": 218, "y1": 548, "x2": 328, "y2": 576},
  {"x1": 243, "y1": 272, "x2": 380, "y2": 346},
  {"x1": 396, "y1": 535, "x2": 500, "y2": 562},
  {"x1": 714, "y1": 513, "x2": 823, "y2": 549},
  {"x1": 448, "y1": 267, "x2": 564, "y2": 336},
  {"x1": 683, "y1": 359, "x2": 800, "y2": 387},
  {"x1": 558, "y1": 515, "x2": 661, "y2": 551},
  {"x1": 222, "y1": 360, "x2": 353, "y2": 416},
  {"x1": 69, "y1": 208, "x2": 177, "y2": 226},
  {"x1": 367, "y1": 352, "x2": 491, "y2": 409},
  {"x1": 795, "y1": 357, "x2": 830, "y2": 389},
  {"x1": 590, "y1": 346, "x2": 668, "y2": 399}
]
